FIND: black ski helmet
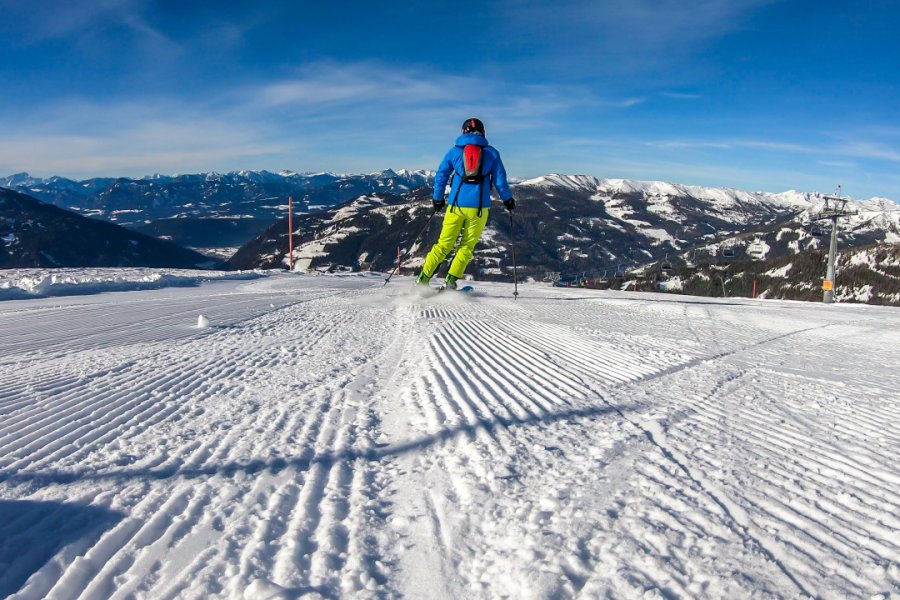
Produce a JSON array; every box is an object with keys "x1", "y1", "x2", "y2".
[{"x1": 462, "y1": 117, "x2": 485, "y2": 135}]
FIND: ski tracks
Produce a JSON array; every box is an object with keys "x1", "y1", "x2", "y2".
[
  {"x1": 1, "y1": 278, "x2": 402, "y2": 599},
  {"x1": 3, "y1": 279, "x2": 899, "y2": 599},
  {"x1": 377, "y1": 289, "x2": 900, "y2": 599},
  {"x1": 573, "y1": 301, "x2": 900, "y2": 599},
  {"x1": 377, "y1": 293, "x2": 705, "y2": 598}
]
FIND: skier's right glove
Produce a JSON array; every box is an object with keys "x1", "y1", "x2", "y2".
[
  {"x1": 503, "y1": 197, "x2": 516, "y2": 212},
  {"x1": 433, "y1": 199, "x2": 446, "y2": 212}
]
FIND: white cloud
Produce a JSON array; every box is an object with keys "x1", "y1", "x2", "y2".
[
  {"x1": 0, "y1": 61, "x2": 596, "y2": 177},
  {"x1": 257, "y1": 62, "x2": 455, "y2": 107},
  {"x1": 839, "y1": 142, "x2": 900, "y2": 163},
  {"x1": 0, "y1": 99, "x2": 289, "y2": 178},
  {"x1": 2, "y1": 53, "x2": 896, "y2": 198}
]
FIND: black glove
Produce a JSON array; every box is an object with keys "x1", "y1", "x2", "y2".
[
  {"x1": 433, "y1": 199, "x2": 446, "y2": 212},
  {"x1": 503, "y1": 197, "x2": 515, "y2": 212}
]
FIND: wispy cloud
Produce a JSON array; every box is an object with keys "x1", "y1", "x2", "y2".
[
  {"x1": 838, "y1": 142, "x2": 900, "y2": 163},
  {"x1": 662, "y1": 92, "x2": 704, "y2": 100},
  {"x1": 818, "y1": 160, "x2": 857, "y2": 169},
  {"x1": 646, "y1": 140, "x2": 734, "y2": 150},
  {"x1": 0, "y1": 0, "x2": 181, "y2": 61},
  {"x1": 645, "y1": 137, "x2": 900, "y2": 163},
  {"x1": 503, "y1": 0, "x2": 775, "y2": 75},
  {"x1": 1, "y1": 0, "x2": 137, "y2": 39},
  {"x1": 0, "y1": 61, "x2": 597, "y2": 177},
  {"x1": 607, "y1": 98, "x2": 647, "y2": 108},
  {"x1": 0, "y1": 97, "x2": 290, "y2": 177},
  {"x1": 257, "y1": 62, "x2": 456, "y2": 107},
  {"x1": 241, "y1": 61, "x2": 629, "y2": 140}
]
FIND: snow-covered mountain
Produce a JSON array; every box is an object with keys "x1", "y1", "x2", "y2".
[
  {"x1": 6, "y1": 168, "x2": 898, "y2": 284},
  {"x1": 0, "y1": 169, "x2": 433, "y2": 226},
  {"x1": 520, "y1": 174, "x2": 814, "y2": 210},
  {"x1": 229, "y1": 190, "x2": 435, "y2": 271},
  {"x1": 0, "y1": 188, "x2": 218, "y2": 269},
  {"x1": 517, "y1": 174, "x2": 899, "y2": 273},
  {"x1": 607, "y1": 243, "x2": 900, "y2": 306},
  {"x1": 229, "y1": 174, "x2": 900, "y2": 284}
]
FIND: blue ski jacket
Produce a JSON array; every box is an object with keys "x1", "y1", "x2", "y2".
[{"x1": 433, "y1": 133, "x2": 513, "y2": 210}]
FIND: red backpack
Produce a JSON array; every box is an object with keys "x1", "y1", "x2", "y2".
[{"x1": 462, "y1": 144, "x2": 485, "y2": 184}]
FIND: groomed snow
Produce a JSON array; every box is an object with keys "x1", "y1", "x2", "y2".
[{"x1": 1, "y1": 273, "x2": 898, "y2": 599}]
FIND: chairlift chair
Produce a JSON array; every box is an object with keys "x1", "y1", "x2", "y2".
[{"x1": 748, "y1": 242, "x2": 765, "y2": 259}]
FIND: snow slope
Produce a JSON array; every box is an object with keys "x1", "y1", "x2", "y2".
[
  {"x1": 0, "y1": 268, "x2": 268, "y2": 301},
  {"x1": 517, "y1": 174, "x2": 817, "y2": 211},
  {"x1": 1, "y1": 274, "x2": 898, "y2": 599}
]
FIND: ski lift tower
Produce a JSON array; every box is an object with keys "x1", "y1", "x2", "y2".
[{"x1": 814, "y1": 187, "x2": 858, "y2": 304}]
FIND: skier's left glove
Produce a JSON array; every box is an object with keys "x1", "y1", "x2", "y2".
[
  {"x1": 503, "y1": 197, "x2": 516, "y2": 212},
  {"x1": 433, "y1": 199, "x2": 446, "y2": 212}
]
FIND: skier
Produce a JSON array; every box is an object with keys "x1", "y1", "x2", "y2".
[{"x1": 416, "y1": 118, "x2": 515, "y2": 290}]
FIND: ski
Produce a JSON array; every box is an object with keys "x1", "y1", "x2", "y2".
[{"x1": 437, "y1": 284, "x2": 474, "y2": 294}]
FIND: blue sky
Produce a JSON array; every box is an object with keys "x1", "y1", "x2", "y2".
[{"x1": 1, "y1": 0, "x2": 899, "y2": 198}]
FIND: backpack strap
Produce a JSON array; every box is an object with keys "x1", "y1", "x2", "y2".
[
  {"x1": 449, "y1": 172, "x2": 460, "y2": 213},
  {"x1": 476, "y1": 173, "x2": 492, "y2": 218}
]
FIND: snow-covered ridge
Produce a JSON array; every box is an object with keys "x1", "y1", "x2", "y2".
[
  {"x1": 0, "y1": 268, "x2": 270, "y2": 301},
  {"x1": 1, "y1": 169, "x2": 435, "y2": 189},
  {"x1": 515, "y1": 174, "x2": 897, "y2": 213},
  {"x1": 516, "y1": 174, "x2": 606, "y2": 192}
]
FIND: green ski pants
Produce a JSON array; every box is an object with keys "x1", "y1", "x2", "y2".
[{"x1": 421, "y1": 206, "x2": 489, "y2": 279}]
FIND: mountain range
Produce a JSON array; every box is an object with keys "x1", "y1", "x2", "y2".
[
  {"x1": 0, "y1": 188, "x2": 216, "y2": 269},
  {"x1": 0, "y1": 170, "x2": 431, "y2": 226},
  {"x1": 4, "y1": 170, "x2": 900, "y2": 304},
  {"x1": 228, "y1": 174, "x2": 900, "y2": 276}
]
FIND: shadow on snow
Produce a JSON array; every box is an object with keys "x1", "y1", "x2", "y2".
[
  {"x1": 0, "y1": 500, "x2": 124, "y2": 597},
  {"x1": 0, "y1": 403, "x2": 633, "y2": 488}
]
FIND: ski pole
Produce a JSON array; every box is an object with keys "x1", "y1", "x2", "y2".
[
  {"x1": 509, "y1": 210, "x2": 519, "y2": 300},
  {"x1": 384, "y1": 206, "x2": 438, "y2": 286}
]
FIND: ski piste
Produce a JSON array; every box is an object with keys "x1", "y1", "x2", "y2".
[{"x1": 2, "y1": 271, "x2": 898, "y2": 599}]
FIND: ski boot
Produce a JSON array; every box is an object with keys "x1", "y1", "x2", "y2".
[
  {"x1": 415, "y1": 271, "x2": 432, "y2": 287},
  {"x1": 439, "y1": 274, "x2": 459, "y2": 292}
]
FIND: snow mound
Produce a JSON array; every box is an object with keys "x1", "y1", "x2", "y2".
[{"x1": 0, "y1": 268, "x2": 269, "y2": 301}]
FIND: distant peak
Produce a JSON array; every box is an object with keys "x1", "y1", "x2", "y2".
[
  {"x1": 517, "y1": 174, "x2": 603, "y2": 192},
  {"x1": 1, "y1": 172, "x2": 39, "y2": 186}
]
